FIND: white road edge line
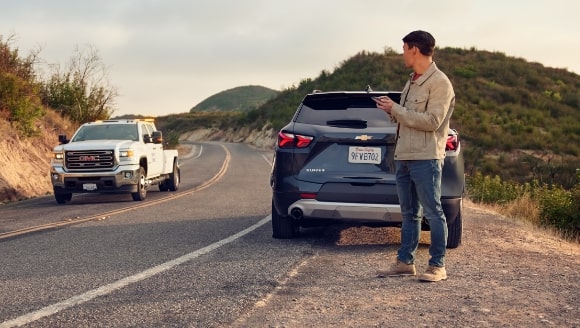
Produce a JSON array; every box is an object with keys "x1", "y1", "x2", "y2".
[
  {"x1": 193, "y1": 144, "x2": 203, "y2": 159},
  {"x1": 0, "y1": 216, "x2": 271, "y2": 328},
  {"x1": 261, "y1": 153, "x2": 272, "y2": 166}
]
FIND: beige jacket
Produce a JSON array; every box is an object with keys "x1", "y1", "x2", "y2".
[{"x1": 390, "y1": 62, "x2": 455, "y2": 160}]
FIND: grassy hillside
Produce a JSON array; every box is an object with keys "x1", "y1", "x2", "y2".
[
  {"x1": 162, "y1": 47, "x2": 580, "y2": 188},
  {"x1": 190, "y1": 85, "x2": 279, "y2": 112},
  {"x1": 245, "y1": 48, "x2": 579, "y2": 186}
]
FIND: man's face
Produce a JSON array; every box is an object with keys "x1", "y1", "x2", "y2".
[{"x1": 402, "y1": 43, "x2": 415, "y2": 68}]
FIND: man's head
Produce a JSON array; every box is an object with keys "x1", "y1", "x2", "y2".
[
  {"x1": 402, "y1": 30, "x2": 435, "y2": 56},
  {"x1": 402, "y1": 30, "x2": 435, "y2": 70}
]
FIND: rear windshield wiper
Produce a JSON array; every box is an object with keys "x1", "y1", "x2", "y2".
[{"x1": 326, "y1": 119, "x2": 368, "y2": 128}]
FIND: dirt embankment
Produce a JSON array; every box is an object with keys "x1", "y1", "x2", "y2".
[
  {"x1": 179, "y1": 126, "x2": 276, "y2": 150},
  {"x1": 0, "y1": 112, "x2": 76, "y2": 203}
]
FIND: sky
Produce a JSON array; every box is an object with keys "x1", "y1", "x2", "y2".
[{"x1": 2, "y1": 0, "x2": 579, "y2": 117}]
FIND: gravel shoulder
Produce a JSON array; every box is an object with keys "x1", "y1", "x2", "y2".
[{"x1": 233, "y1": 201, "x2": 580, "y2": 328}]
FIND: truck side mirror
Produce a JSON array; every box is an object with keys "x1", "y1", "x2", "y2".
[
  {"x1": 58, "y1": 134, "x2": 69, "y2": 144},
  {"x1": 152, "y1": 131, "x2": 163, "y2": 144}
]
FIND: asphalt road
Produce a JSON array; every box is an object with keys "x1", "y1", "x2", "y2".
[
  {"x1": 2, "y1": 142, "x2": 579, "y2": 328},
  {"x1": 0, "y1": 142, "x2": 315, "y2": 327}
]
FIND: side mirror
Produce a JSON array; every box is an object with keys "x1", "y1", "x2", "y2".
[
  {"x1": 58, "y1": 134, "x2": 69, "y2": 144},
  {"x1": 152, "y1": 131, "x2": 163, "y2": 144}
]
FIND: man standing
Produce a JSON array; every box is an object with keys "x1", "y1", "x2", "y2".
[{"x1": 374, "y1": 30, "x2": 455, "y2": 282}]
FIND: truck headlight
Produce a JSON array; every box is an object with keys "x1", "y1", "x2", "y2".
[
  {"x1": 120, "y1": 149, "x2": 134, "y2": 158},
  {"x1": 53, "y1": 152, "x2": 64, "y2": 160}
]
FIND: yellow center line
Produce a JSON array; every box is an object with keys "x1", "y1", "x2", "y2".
[{"x1": 0, "y1": 144, "x2": 231, "y2": 240}]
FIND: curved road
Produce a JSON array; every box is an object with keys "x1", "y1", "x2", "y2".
[{"x1": 0, "y1": 142, "x2": 313, "y2": 327}]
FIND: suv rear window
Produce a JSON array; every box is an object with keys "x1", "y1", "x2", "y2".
[{"x1": 296, "y1": 94, "x2": 396, "y2": 128}]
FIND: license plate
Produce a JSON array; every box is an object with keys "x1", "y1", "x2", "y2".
[
  {"x1": 83, "y1": 183, "x2": 97, "y2": 191},
  {"x1": 348, "y1": 146, "x2": 381, "y2": 164}
]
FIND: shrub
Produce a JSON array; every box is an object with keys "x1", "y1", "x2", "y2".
[
  {"x1": 535, "y1": 184, "x2": 578, "y2": 231},
  {"x1": 467, "y1": 171, "x2": 579, "y2": 239},
  {"x1": 467, "y1": 172, "x2": 528, "y2": 204},
  {"x1": 0, "y1": 36, "x2": 45, "y2": 136}
]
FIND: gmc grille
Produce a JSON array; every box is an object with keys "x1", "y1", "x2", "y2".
[{"x1": 66, "y1": 150, "x2": 115, "y2": 170}]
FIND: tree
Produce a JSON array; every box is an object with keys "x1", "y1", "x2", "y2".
[
  {"x1": 41, "y1": 44, "x2": 117, "y2": 123},
  {"x1": 0, "y1": 34, "x2": 44, "y2": 136}
]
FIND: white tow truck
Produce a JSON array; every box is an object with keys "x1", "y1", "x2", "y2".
[{"x1": 50, "y1": 119, "x2": 180, "y2": 204}]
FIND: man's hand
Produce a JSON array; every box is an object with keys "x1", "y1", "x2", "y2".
[{"x1": 373, "y1": 96, "x2": 394, "y2": 115}]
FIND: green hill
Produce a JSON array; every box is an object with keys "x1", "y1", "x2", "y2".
[
  {"x1": 190, "y1": 85, "x2": 279, "y2": 112},
  {"x1": 241, "y1": 48, "x2": 579, "y2": 186},
  {"x1": 163, "y1": 47, "x2": 579, "y2": 187},
  {"x1": 251, "y1": 48, "x2": 579, "y2": 153}
]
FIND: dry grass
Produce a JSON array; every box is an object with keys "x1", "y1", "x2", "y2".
[
  {"x1": 471, "y1": 196, "x2": 580, "y2": 244},
  {"x1": 498, "y1": 194, "x2": 541, "y2": 225}
]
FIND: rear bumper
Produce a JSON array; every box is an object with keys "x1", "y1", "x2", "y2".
[
  {"x1": 284, "y1": 196, "x2": 462, "y2": 225},
  {"x1": 288, "y1": 199, "x2": 402, "y2": 223}
]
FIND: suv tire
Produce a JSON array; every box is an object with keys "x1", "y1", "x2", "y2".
[
  {"x1": 272, "y1": 201, "x2": 298, "y2": 239},
  {"x1": 446, "y1": 207, "x2": 463, "y2": 248}
]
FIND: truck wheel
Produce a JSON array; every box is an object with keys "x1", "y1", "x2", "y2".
[
  {"x1": 446, "y1": 206, "x2": 463, "y2": 249},
  {"x1": 272, "y1": 201, "x2": 298, "y2": 239},
  {"x1": 158, "y1": 182, "x2": 169, "y2": 192},
  {"x1": 167, "y1": 160, "x2": 180, "y2": 191},
  {"x1": 131, "y1": 167, "x2": 147, "y2": 201},
  {"x1": 55, "y1": 193, "x2": 72, "y2": 204}
]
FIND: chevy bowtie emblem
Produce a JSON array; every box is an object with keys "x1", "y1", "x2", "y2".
[{"x1": 355, "y1": 135, "x2": 373, "y2": 141}]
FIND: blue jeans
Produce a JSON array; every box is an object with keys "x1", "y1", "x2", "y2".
[{"x1": 395, "y1": 159, "x2": 447, "y2": 267}]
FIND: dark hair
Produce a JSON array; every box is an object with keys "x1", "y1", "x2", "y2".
[{"x1": 402, "y1": 30, "x2": 435, "y2": 56}]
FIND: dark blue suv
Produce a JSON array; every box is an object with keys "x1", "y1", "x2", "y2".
[{"x1": 270, "y1": 91, "x2": 465, "y2": 248}]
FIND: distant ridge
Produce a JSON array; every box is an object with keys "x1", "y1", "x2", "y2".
[{"x1": 190, "y1": 85, "x2": 279, "y2": 112}]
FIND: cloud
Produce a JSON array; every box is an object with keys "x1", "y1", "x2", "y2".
[{"x1": 2, "y1": 0, "x2": 579, "y2": 116}]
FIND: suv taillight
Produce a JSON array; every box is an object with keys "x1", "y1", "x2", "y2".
[
  {"x1": 278, "y1": 131, "x2": 313, "y2": 148},
  {"x1": 446, "y1": 134, "x2": 459, "y2": 152}
]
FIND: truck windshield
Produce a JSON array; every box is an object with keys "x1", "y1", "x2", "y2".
[{"x1": 71, "y1": 124, "x2": 139, "y2": 142}]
